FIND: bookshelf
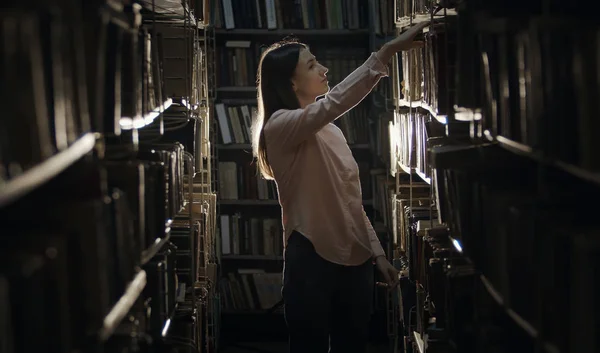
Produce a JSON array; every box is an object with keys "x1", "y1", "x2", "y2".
[
  {"x1": 0, "y1": 1, "x2": 218, "y2": 352},
  {"x1": 390, "y1": 1, "x2": 600, "y2": 353}
]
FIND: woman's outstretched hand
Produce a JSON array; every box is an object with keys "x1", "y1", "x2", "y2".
[
  {"x1": 389, "y1": 21, "x2": 430, "y2": 51},
  {"x1": 376, "y1": 21, "x2": 431, "y2": 64}
]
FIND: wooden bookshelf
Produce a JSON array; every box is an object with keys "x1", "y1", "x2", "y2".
[{"x1": 389, "y1": 3, "x2": 600, "y2": 353}]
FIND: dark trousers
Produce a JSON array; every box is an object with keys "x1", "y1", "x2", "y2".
[{"x1": 282, "y1": 231, "x2": 374, "y2": 353}]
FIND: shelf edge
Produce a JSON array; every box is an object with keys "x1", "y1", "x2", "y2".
[
  {"x1": 141, "y1": 233, "x2": 172, "y2": 265},
  {"x1": 0, "y1": 133, "x2": 97, "y2": 208},
  {"x1": 99, "y1": 270, "x2": 147, "y2": 341}
]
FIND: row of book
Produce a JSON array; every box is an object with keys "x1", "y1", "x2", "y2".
[
  {"x1": 395, "y1": 0, "x2": 430, "y2": 19},
  {"x1": 390, "y1": 110, "x2": 443, "y2": 181},
  {"x1": 370, "y1": 169, "x2": 395, "y2": 230},
  {"x1": 218, "y1": 159, "x2": 376, "y2": 202},
  {"x1": 148, "y1": 24, "x2": 207, "y2": 107},
  {"x1": 427, "y1": 140, "x2": 600, "y2": 352},
  {"x1": 215, "y1": 103, "x2": 256, "y2": 145},
  {"x1": 215, "y1": 42, "x2": 366, "y2": 88},
  {"x1": 392, "y1": 166, "x2": 600, "y2": 353},
  {"x1": 213, "y1": 0, "x2": 369, "y2": 30},
  {"x1": 180, "y1": 190, "x2": 219, "y2": 281},
  {"x1": 216, "y1": 41, "x2": 262, "y2": 88},
  {"x1": 0, "y1": 6, "x2": 209, "y2": 182},
  {"x1": 0, "y1": 138, "x2": 196, "y2": 351},
  {"x1": 333, "y1": 101, "x2": 371, "y2": 145},
  {"x1": 140, "y1": 0, "x2": 209, "y2": 24},
  {"x1": 392, "y1": 182, "x2": 431, "y2": 253},
  {"x1": 390, "y1": 2, "x2": 600, "y2": 353},
  {"x1": 468, "y1": 179, "x2": 598, "y2": 353},
  {"x1": 215, "y1": 51, "x2": 373, "y2": 147},
  {"x1": 219, "y1": 214, "x2": 283, "y2": 256},
  {"x1": 312, "y1": 47, "x2": 373, "y2": 145},
  {"x1": 1, "y1": 9, "x2": 91, "y2": 178},
  {"x1": 218, "y1": 161, "x2": 278, "y2": 200},
  {"x1": 371, "y1": 0, "x2": 396, "y2": 36},
  {"x1": 372, "y1": 111, "x2": 393, "y2": 170},
  {"x1": 389, "y1": 111, "x2": 411, "y2": 174},
  {"x1": 216, "y1": 98, "x2": 371, "y2": 147},
  {"x1": 478, "y1": 20, "x2": 600, "y2": 172},
  {"x1": 399, "y1": 25, "x2": 457, "y2": 116},
  {"x1": 219, "y1": 270, "x2": 282, "y2": 312}
]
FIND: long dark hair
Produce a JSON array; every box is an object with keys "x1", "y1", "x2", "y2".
[{"x1": 253, "y1": 38, "x2": 307, "y2": 180}]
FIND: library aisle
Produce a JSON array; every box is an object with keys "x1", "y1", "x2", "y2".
[{"x1": 1, "y1": 0, "x2": 599, "y2": 353}]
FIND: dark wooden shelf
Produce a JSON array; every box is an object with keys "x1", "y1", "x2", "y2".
[
  {"x1": 495, "y1": 135, "x2": 600, "y2": 187},
  {"x1": 495, "y1": 135, "x2": 533, "y2": 156},
  {"x1": 141, "y1": 234, "x2": 171, "y2": 265},
  {"x1": 99, "y1": 270, "x2": 147, "y2": 341},
  {"x1": 120, "y1": 98, "x2": 173, "y2": 130},
  {"x1": 479, "y1": 274, "x2": 559, "y2": 353}
]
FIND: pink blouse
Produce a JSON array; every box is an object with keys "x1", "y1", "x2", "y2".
[{"x1": 264, "y1": 52, "x2": 388, "y2": 266}]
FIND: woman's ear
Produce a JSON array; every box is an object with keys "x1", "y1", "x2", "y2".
[{"x1": 290, "y1": 76, "x2": 297, "y2": 91}]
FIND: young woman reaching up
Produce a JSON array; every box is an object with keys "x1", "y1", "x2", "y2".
[{"x1": 252, "y1": 22, "x2": 429, "y2": 353}]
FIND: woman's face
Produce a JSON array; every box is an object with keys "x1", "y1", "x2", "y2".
[{"x1": 291, "y1": 48, "x2": 329, "y2": 102}]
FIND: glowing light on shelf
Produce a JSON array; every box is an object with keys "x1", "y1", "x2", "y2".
[
  {"x1": 120, "y1": 117, "x2": 134, "y2": 129},
  {"x1": 120, "y1": 98, "x2": 173, "y2": 130},
  {"x1": 452, "y1": 238, "x2": 463, "y2": 253},
  {"x1": 133, "y1": 118, "x2": 145, "y2": 129},
  {"x1": 162, "y1": 319, "x2": 171, "y2": 337},
  {"x1": 144, "y1": 111, "x2": 160, "y2": 124}
]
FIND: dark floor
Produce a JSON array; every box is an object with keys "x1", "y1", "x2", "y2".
[
  {"x1": 218, "y1": 305, "x2": 394, "y2": 352},
  {"x1": 218, "y1": 341, "x2": 391, "y2": 353}
]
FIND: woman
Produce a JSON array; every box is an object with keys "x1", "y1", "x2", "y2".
[{"x1": 251, "y1": 22, "x2": 429, "y2": 353}]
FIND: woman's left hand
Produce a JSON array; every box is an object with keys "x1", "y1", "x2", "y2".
[{"x1": 375, "y1": 256, "x2": 400, "y2": 289}]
